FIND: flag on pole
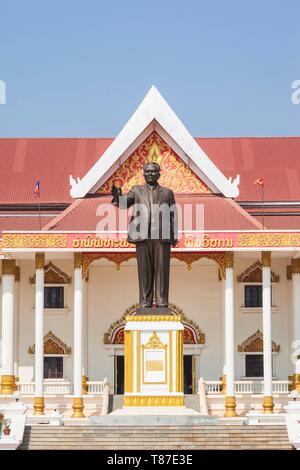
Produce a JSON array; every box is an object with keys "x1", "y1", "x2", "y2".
[
  {"x1": 253, "y1": 177, "x2": 264, "y2": 187},
  {"x1": 34, "y1": 180, "x2": 40, "y2": 198}
]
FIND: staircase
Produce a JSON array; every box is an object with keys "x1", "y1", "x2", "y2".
[
  {"x1": 109, "y1": 394, "x2": 124, "y2": 412},
  {"x1": 184, "y1": 394, "x2": 200, "y2": 413},
  {"x1": 20, "y1": 425, "x2": 292, "y2": 450}
]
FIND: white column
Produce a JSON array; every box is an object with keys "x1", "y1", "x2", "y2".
[
  {"x1": 262, "y1": 251, "x2": 274, "y2": 413},
  {"x1": 72, "y1": 253, "x2": 85, "y2": 418},
  {"x1": 224, "y1": 252, "x2": 236, "y2": 417},
  {"x1": 82, "y1": 278, "x2": 88, "y2": 393},
  {"x1": 34, "y1": 253, "x2": 45, "y2": 414},
  {"x1": 292, "y1": 259, "x2": 300, "y2": 392},
  {"x1": 1, "y1": 259, "x2": 16, "y2": 394},
  {"x1": 14, "y1": 267, "x2": 20, "y2": 382}
]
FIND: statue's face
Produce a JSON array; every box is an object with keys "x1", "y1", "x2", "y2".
[{"x1": 143, "y1": 163, "x2": 160, "y2": 186}]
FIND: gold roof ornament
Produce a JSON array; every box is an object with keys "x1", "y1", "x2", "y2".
[
  {"x1": 146, "y1": 143, "x2": 169, "y2": 165},
  {"x1": 144, "y1": 331, "x2": 166, "y2": 350}
]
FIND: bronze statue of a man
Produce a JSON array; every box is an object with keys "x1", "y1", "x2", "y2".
[{"x1": 112, "y1": 162, "x2": 178, "y2": 309}]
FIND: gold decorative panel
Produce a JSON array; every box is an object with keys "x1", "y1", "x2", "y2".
[
  {"x1": 30, "y1": 262, "x2": 71, "y2": 284},
  {"x1": 238, "y1": 329, "x2": 280, "y2": 353},
  {"x1": 237, "y1": 260, "x2": 279, "y2": 283},
  {"x1": 97, "y1": 132, "x2": 212, "y2": 195},
  {"x1": 28, "y1": 330, "x2": 71, "y2": 355}
]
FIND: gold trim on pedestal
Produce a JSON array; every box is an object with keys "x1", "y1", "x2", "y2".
[
  {"x1": 71, "y1": 397, "x2": 85, "y2": 418},
  {"x1": 34, "y1": 397, "x2": 45, "y2": 415},
  {"x1": 82, "y1": 375, "x2": 88, "y2": 394},
  {"x1": 263, "y1": 395, "x2": 274, "y2": 413},
  {"x1": 262, "y1": 251, "x2": 271, "y2": 267},
  {"x1": 169, "y1": 332, "x2": 173, "y2": 392},
  {"x1": 225, "y1": 396, "x2": 236, "y2": 417},
  {"x1": 125, "y1": 331, "x2": 133, "y2": 393},
  {"x1": 2, "y1": 259, "x2": 16, "y2": 275},
  {"x1": 124, "y1": 396, "x2": 184, "y2": 406},
  {"x1": 126, "y1": 315, "x2": 181, "y2": 322},
  {"x1": 176, "y1": 331, "x2": 183, "y2": 393},
  {"x1": 0, "y1": 375, "x2": 16, "y2": 394},
  {"x1": 136, "y1": 331, "x2": 140, "y2": 393},
  {"x1": 293, "y1": 373, "x2": 300, "y2": 393},
  {"x1": 35, "y1": 253, "x2": 45, "y2": 269}
]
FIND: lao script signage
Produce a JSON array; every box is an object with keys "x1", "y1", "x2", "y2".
[{"x1": 2, "y1": 231, "x2": 300, "y2": 251}]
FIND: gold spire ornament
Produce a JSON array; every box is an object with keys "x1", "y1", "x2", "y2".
[{"x1": 146, "y1": 144, "x2": 169, "y2": 165}]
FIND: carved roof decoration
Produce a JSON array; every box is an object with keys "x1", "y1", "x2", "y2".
[
  {"x1": 97, "y1": 132, "x2": 212, "y2": 195},
  {"x1": 144, "y1": 331, "x2": 166, "y2": 350},
  {"x1": 238, "y1": 329, "x2": 280, "y2": 353},
  {"x1": 28, "y1": 330, "x2": 71, "y2": 355},
  {"x1": 237, "y1": 261, "x2": 280, "y2": 283},
  {"x1": 30, "y1": 262, "x2": 71, "y2": 284},
  {"x1": 103, "y1": 303, "x2": 205, "y2": 345}
]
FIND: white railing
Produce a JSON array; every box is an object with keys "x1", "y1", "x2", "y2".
[
  {"x1": 204, "y1": 380, "x2": 290, "y2": 395},
  {"x1": 17, "y1": 381, "x2": 73, "y2": 395},
  {"x1": 44, "y1": 382, "x2": 73, "y2": 394},
  {"x1": 86, "y1": 381, "x2": 105, "y2": 395},
  {"x1": 18, "y1": 383, "x2": 35, "y2": 394},
  {"x1": 205, "y1": 381, "x2": 222, "y2": 394},
  {"x1": 272, "y1": 381, "x2": 289, "y2": 393},
  {"x1": 234, "y1": 381, "x2": 263, "y2": 394}
]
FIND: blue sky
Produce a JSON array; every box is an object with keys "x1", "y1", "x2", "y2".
[{"x1": 0, "y1": 0, "x2": 299, "y2": 137}]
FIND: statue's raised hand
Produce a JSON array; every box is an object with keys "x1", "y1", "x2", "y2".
[{"x1": 111, "y1": 184, "x2": 122, "y2": 200}]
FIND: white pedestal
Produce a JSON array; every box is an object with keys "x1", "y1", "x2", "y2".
[
  {"x1": 246, "y1": 411, "x2": 286, "y2": 425},
  {"x1": 284, "y1": 401, "x2": 300, "y2": 449},
  {"x1": 124, "y1": 315, "x2": 184, "y2": 407}
]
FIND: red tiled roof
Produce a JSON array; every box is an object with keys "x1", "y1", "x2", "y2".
[
  {"x1": 196, "y1": 137, "x2": 300, "y2": 202},
  {"x1": 0, "y1": 137, "x2": 299, "y2": 205},
  {"x1": 255, "y1": 216, "x2": 300, "y2": 230},
  {"x1": 0, "y1": 216, "x2": 54, "y2": 233},
  {"x1": 44, "y1": 195, "x2": 263, "y2": 232}
]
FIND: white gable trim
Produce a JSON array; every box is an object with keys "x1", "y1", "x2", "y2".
[{"x1": 70, "y1": 86, "x2": 240, "y2": 198}]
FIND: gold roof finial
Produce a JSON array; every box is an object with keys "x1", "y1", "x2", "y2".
[{"x1": 146, "y1": 143, "x2": 170, "y2": 165}]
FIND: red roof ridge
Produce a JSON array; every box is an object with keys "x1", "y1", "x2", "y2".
[
  {"x1": 43, "y1": 198, "x2": 85, "y2": 231},
  {"x1": 225, "y1": 197, "x2": 264, "y2": 229}
]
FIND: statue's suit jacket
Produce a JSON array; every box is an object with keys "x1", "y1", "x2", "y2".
[{"x1": 112, "y1": 184, "x2": 178, "y2": 245}]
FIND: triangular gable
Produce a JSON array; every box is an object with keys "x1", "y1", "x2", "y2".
[
  {"x1": 98, "y1": 131, "x2": 212, "y2": 194},
  {"x1": 69, "y1": 86, "x2": 240, "y2": 198}
]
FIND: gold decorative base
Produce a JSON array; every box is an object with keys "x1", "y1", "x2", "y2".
[
  {"x1": 293, "y1": 374, "x2": 300, "y2": 393},
  {"x1": 34, "y1": 397, "x2": 45, "y2": 415},
  {"x1": 71, "y1": 397, "x2": 85, "y2": 418},
  {"x1": 220, "y1": 374, "x2": 227, "y2": 394},
  {"x1": 0, "y1": 375, "x2": 16, "y2": 394},
  {"x1": 82, "y1": 375, "x2": 89, "y2": 394},
  {"x1": 263, "y1": 396, "x2": 274, "y2": 414},
  {"x1": 124, "y1": 396, "x2": 184, "y2": 407},
  {"x1": 224, "y1": 396, "x2": 237, "y2": 417}
]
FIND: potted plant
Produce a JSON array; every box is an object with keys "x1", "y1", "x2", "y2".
[{"x1": 2, "y1": 419, "x2": 11, "y2": 436}]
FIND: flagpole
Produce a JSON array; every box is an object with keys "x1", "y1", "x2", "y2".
[
  {"x1": 38, "y1": 198, "x2": 41, "y2": 231},
  {"x1": 262, "y1": 184, "x2": 264, "y2": 230}
]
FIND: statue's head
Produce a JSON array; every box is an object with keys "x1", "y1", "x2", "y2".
[{"x1": 143, "y1": 162, "x2": 160, "y2": 186}]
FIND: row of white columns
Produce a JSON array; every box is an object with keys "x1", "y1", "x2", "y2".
[
  {"x1": 223, "y1": 251, "x2": 289, "y2": 416},
  {"x1": 1, "y1": 251, "x2": 300, "y2": 415},
  {"x1": 1, "y1": 253, "x2": 86, "y2": 417}
]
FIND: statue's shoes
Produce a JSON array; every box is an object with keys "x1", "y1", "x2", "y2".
[
  {"x1": 140, "y1": 304, "x2": 152, "y2": 308},
  {"x1": 157, "y1": 303, "x2": 169, "y2": 308}
]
